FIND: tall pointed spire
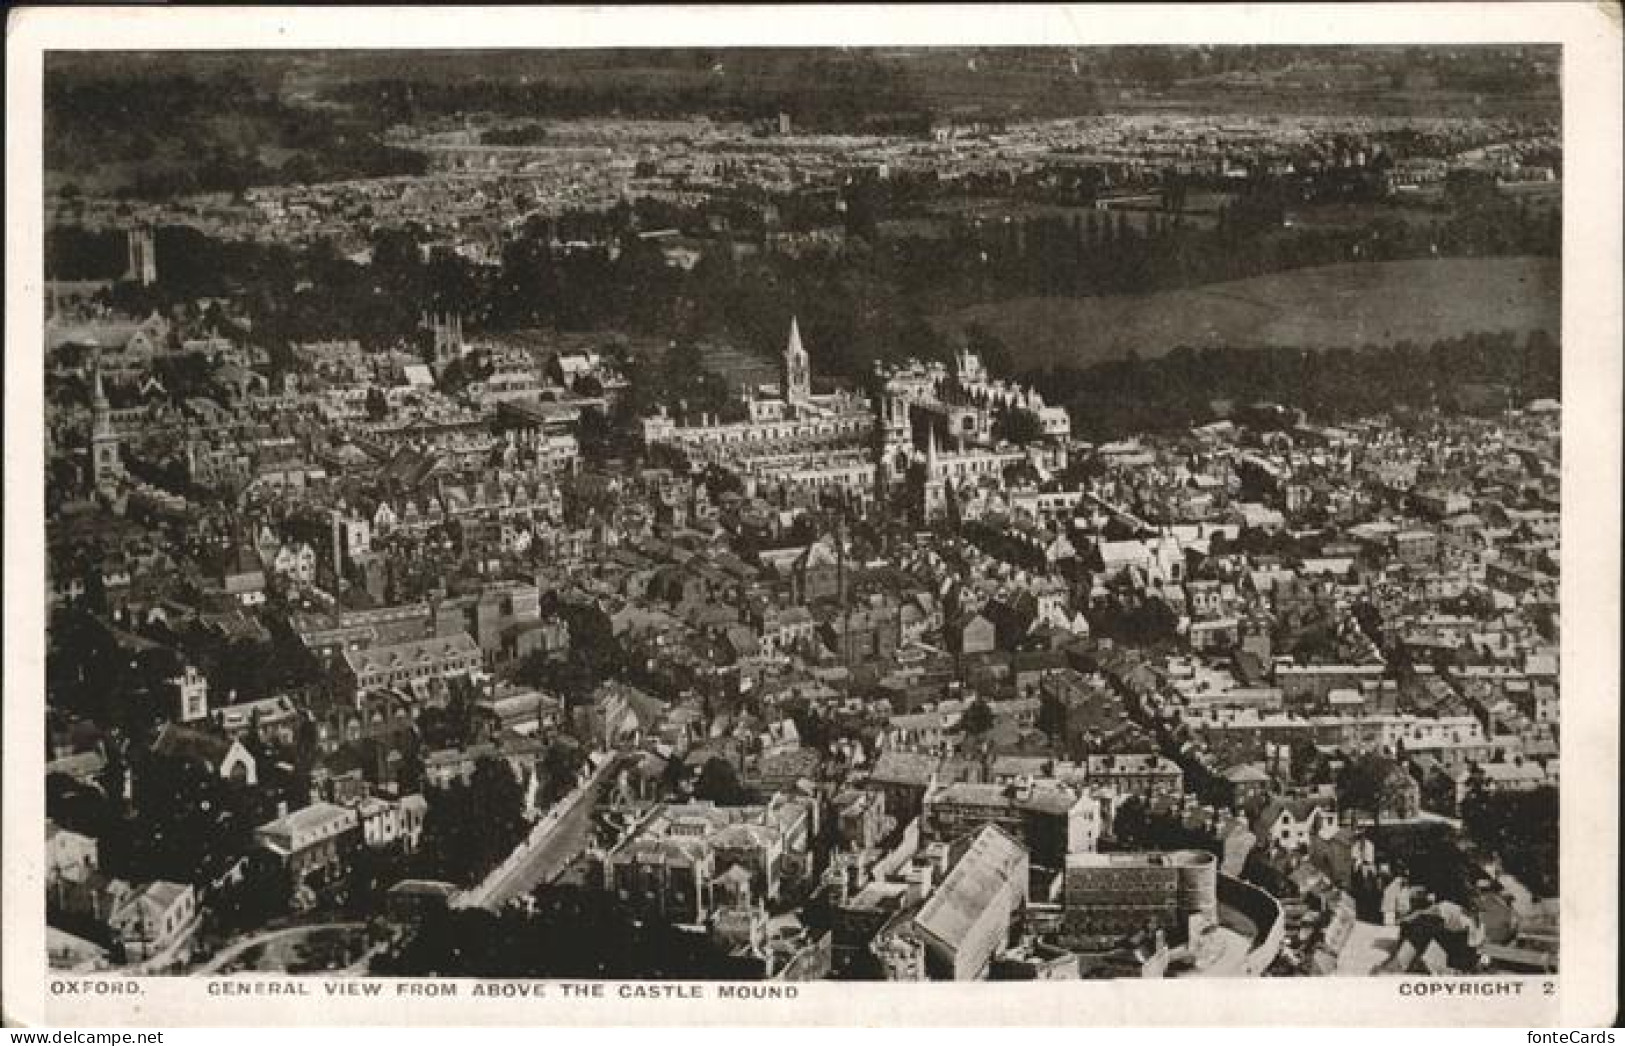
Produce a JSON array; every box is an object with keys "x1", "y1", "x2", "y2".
[
  {"x1": 783, "y1": 315, "x2": 810, "y2": 407},
  {"x1": 90, "y1": 354, "x2": 121, "y2": 491},
  {"x1": 91, "y1": 357, "x2": 116, "y2": 443}
]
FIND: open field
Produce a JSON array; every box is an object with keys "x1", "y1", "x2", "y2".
[{"x1": 934, "y1": 255, "x2": 1559, "y2": 368}]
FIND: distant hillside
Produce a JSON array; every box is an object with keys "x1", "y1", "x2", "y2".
[
  {"x1": 43, "y1": 47, "x2": 1560, "y2": 198},
  {"x1": 44, "y1": 62, "x2": 426, "y2": 197},
  {"x1": 934, "y1": 256, "x2": 1560, "y2": 368}
]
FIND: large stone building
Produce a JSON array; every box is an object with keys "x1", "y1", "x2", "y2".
[
  {"x1": 604, "y1": 796, "x2": 818, "y2": 925},
  {"x1": 922, "y1": 779, "x2": 1104, "y2": 866},
  {"x1": 338, "y1": 632, "x2": 482, "y2": 699},
  {"x1": 910, "y1": 824, "x2": 1029, "y2": 980},
  {"x1": 255, "y1": 801, "x2": 361, "y2": 890},
  {"x1": 1060, "y1": 849, "x2": 1218, "y2": 946}
]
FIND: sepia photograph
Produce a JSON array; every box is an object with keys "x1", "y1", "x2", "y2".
[{"x1": 4, "y1": 3, "x2": 1620, "y2": 1030}]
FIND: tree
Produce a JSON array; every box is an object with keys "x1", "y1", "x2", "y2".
[
  {"x1": 992, "y1": 405, "x2": 1044, "y2": 446},
  {"x1": 1459, "y1": 784, "x2": 1559, "y2": 897},
  {"x1": 539, "y1": 741, "x2": 587, "y2": 805},
  {"x1": 417, "y1": 757, "x2": 528, "y2": 886},
  {"x1": 1112, "y1": 794, "x2": 1149, "y2": 845},
  {"x1": 364, "y1": 386, "x2": 389, "y2": 421},
  {"x1": 693, "y1": 756, "x2": 749, "y2": 806},
  {"x1": 206, "y1": 849, "x2": 293, "y2": 935},
  {"x1": 957, "y1": 699, "x2": 995, "y2": 737},
  {"x1": 1036, "y1": 690, "x2": 1068, "y2": 742},
  {"x1": 1336, "y1": 752, "x2": 1412, "y2": 828},
  {"x1": 1288, "y1": 737, "x2": 1326, "y2": 787}
]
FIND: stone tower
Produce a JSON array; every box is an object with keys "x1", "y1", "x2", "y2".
[
  {"x1": 125, "y1": 227, "x2": 157, "y2": 286},
  {"x1": 427, "y1": 312, "x2": 466, "y2": 368},
  {"x1": 90, "y1": 361, "x2": 121, "y2": 493}
]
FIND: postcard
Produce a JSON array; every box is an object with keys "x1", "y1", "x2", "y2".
[{"x1": 4, "y1": 3, "x2": 1618, "y2": 1028}]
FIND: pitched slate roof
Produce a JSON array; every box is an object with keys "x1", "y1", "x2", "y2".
[{"x1": 912, "y1": 825, "x2": 1026, "y2": 959}]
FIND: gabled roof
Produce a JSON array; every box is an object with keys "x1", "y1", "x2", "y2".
[
  {"x1": 913, "y1": 825, "x2": 1026, "y2": 960},
  {"x1": 1253, "y1": 797, "x2": 1332, "y2": 835},
  {"x1": 257, "y1": 800, "x2": 357, "y2": 841},
  {"x1": 869, "y1": 750, "x2": 941, "y2": 788}
]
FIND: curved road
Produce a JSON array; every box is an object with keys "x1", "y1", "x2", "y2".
[{"x1": 191, "y1": 921, "x2": 367, "y2": 975}]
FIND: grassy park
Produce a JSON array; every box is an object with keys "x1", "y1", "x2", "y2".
[{"x1": 936, "y1": 255, "x2": 1559, "y2": 367}]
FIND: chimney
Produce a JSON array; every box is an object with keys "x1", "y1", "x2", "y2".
[{"x1": 277, "y1": 800, "x2": 289, "y2": 821}]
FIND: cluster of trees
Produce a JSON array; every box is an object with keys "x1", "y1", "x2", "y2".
[
  {"x1": 47, "y1": 224, "x2": 420, "y2": 368},
  {"x1": 1335, "y1": 752, "x2": 1414, "y2": 828},
  {"x1": 1035, "y1": 328, "x2": 1560, "y2": 442},
  {"x1": 954, "y1": 698, "x2": 996, "y2": 737},
  {"x1": 692, "y1": 756, "x2": 753, "y2": 806},
  {"x1": 510, "y1": 597, "x2": 623, "y2": 706},
  {"x1": 46, "y1": 609, "x2": 183, "y2": 738},
  {"x1": 94, "y1": 751, "x2": 275, "y2": 889},
  {"x1": 480, "y1": 123, "x2": 550, "y2": 146},
  {"x1": 1368, "y1": 821, "x2": 1481, "y2": 905},
  {"x1": 1110, "y1": 794, "x2": 1223, "y2": 856},
  {"x1": 1459, "y1": 785, "x2": 1559, "y2": 898},
  {"x1": 334, "y1": 52, "x2": 924, "y2": 135},
  {"x1": 1086, "y1": 594, "x2": 1181, "y2": 647},
  {"x1": 415, "y1": 756, "x2": 529, "y2": 887},
  {"x1": 371, "y1": 885, "x2": 758, "y2": 979},
  {"x1": 990, "y1": 402, "x2": 1045, "y2": 446},
  {"x1": 922, "y1": 184, "x2": 1557, "y2": 310},
  {"x1": 53, "y1": 208, "x2": 935, "y2": 391},
  {"x1": 46, "y1": 603, "x2": 320, "y2": 747},
  {"x1": 650, "y1": 340, "x2": 736, "y2": 426},
  {"x1": 46, "y1": 71, "x2": 426, "y2": 199},
  {"x1": 198, "y1": 850, "x2": 294, "y2": 941},
  {"x1": 416, "y1": 684, "x2": 486, "y2": 751}
]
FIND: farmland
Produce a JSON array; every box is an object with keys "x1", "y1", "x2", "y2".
[{"x1": 934, "y1": 255, "x2": 1559, "y2": 368}]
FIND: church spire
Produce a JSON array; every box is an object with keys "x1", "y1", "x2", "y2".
[
  {"x1": 786, "y1": 315, "x2": 804, "y2": 358},
  {"x1": 90, "y1": 355, "x2": 121, "y2": 491},
  {"x1": 92, "y1": 359, "x2": 109, "y2": 409},
  {"x1": 783, "y1": 315, "x2": 810, "y2": 407},
  {"x1": 91, "y1": 358, "x2": 115, "y2": 440}
]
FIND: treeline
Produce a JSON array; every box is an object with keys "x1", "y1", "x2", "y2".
[
  {"x1": 46, "y1": 225, "x2": 129, "y2": 281},
  {"x1": 480, "y1": 122, "x2": 550, "y2": 146},
  {"x1": 988, "y1": 45, "x2": 1556, "y2": 95},
  {"x1": 331, "y1": 54, "x2": 927, "y2": 134},
  {"x1": 122, "y1": 141, "x2": 426, "y2": 200},
  {"x1": 1029, "y1": 329, "x2": 1561, "y2": 441},
  {"x1": 372, "y1": 886, "x2": 759, "y2": 979},
  {"x1": 45, "y1": 71, "x2": 426, "y2": 199},
  {"x1": 51, "y1": 224, "x2": 429, "y2": 356},
  {"x1": 53, "y1": 213, "x2": 947, "y2": 381},
  {"x1": 871, "y1": 181, "x2": 1559, "y2": 304},
  {"x1": 51, "y1": 203, "x2": 1557, "y2": 443}
]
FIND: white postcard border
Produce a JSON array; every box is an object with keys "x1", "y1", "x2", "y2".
[{"x1": 5, "y1": 3, "x2": 1619, "y2": 1028}]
